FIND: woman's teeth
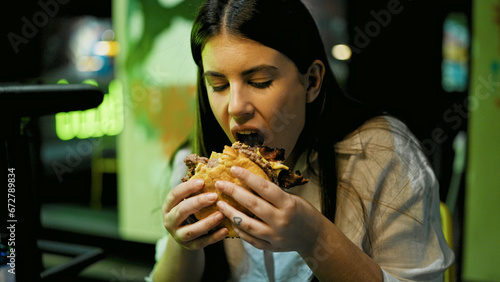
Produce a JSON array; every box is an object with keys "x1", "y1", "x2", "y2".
[{"x1": 239, "y1": 130, "x2": 257, "y2": 135}]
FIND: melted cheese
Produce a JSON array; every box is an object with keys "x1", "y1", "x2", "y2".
[{"x1": 255, "y1": 149, "x2": 289, "y2": 174}]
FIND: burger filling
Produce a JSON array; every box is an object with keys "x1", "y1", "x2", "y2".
[{"x1": 183, "y1": 142, "x2": 307, "y2": 189}]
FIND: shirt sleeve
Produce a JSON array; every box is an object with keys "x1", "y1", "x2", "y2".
[{"x1": 335, "y1": 116, "x2": 454, "y2": 281}]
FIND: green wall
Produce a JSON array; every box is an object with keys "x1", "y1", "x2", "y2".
[
  {"x1": 463, "y1": 0, "x2": 500, "y2": 280},
  {"x1": 114, "y1": 0, "x2": 200, "y2": 243}
]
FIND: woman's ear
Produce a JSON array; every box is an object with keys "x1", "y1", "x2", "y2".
[{"x1": 305, "y1": 59, "x2": 325, "y2": 103}]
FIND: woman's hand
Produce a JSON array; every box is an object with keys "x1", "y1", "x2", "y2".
[
  {"x1": 162, "y1": 179, "x2": 229, "y2": 250},
  {"x1": 215, "y1": 166, "x2": 324, "y2": 253}
]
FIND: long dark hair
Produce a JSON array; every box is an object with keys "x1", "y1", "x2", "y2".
[{"x1": 191, "y1": 0, "x2": 369, "y2": 224}]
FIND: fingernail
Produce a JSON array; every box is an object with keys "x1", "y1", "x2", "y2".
[
  {"x1": 215, "y1": 181, "x2": 225, "y2": 189},
  {"x1": 206, "y1": 193, "x2": 217, "y2": 201},
  {"x1": 231, "y1": 166, "x2": 242, "y2": 176},
  {"x1": 217, "y1": 201, "x2": 227, "y2": 211},
  {"x1": 214, "y1": 212, "x2": 223, "y2": 221},
  {"x1": 219, "y1": 228, "x2": 229, "y2": 238}
]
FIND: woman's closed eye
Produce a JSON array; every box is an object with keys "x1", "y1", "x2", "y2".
[
  {"x1": 248, "y1": 80, "x2": 273, "y2": 89},
  {"x1": 205, "y1": 75, "x2": 229, "y2": 92},
  {"x1": 212, "y1": 83, "x2": 229, "y2": 92},
  {"x1": 210, "y1": 80, "x2": 273, "y2": 92}
]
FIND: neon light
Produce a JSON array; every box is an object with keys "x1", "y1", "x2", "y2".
[
  {"x1": 81, "y1": 79, "x2": 99, "y2": 87},
  {"x1": 55, "y1": 79, "x2": 124, "y2": 140},
  {"x1": 107, "y1": 79, "x2": 124, "y2": 136}
]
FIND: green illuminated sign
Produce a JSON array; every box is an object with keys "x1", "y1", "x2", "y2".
[{"x1": 55, "y1": 79, "x2": 124, "y2": 140}]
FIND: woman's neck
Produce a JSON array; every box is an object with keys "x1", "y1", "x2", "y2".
[{"x1": 284, "y1": 134, "x2": 308, "y2": 169}]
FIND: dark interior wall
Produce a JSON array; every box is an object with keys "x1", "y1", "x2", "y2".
[
  {"x1": 346, "y1": 0, "x2": 471, "y2": 139},
  {"x1": 346, "y1": 0, "x2": 471, "y2": 200},
  {"x1": 1, "y1": 1, "x2": 42, "y2": 83},
  {"x1": 0, "y1": 0, "x2": 112, "y2": 84}
]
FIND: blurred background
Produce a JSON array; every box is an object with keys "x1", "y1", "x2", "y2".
[{"x1": 0, "y1": 0, "x2": 499, "y2": 281}]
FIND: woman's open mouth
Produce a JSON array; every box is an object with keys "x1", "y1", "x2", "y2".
[{"x1": 236, "y1": 131, "x2": 265, "y2": 147}]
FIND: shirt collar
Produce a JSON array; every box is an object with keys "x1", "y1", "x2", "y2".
[{"x1": 334, "y1": 129, "x2": 364, "y2": 155}]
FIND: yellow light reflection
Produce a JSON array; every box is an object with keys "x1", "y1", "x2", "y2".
[
  {"x1": 93, "y1": 41, "x2": 120, "y2": 56},
  {"x1": 76, "y1": 56, "x2": 104, "y2": 72},
  {"x1": 332, "y1": 44, "x2": 352, "y2": 61}
]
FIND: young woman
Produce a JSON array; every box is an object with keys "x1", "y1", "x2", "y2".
[{"x1": 151, "y1": 0, "x2": 454, "y2": 281}]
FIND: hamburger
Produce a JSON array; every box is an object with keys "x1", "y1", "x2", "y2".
[{"x1": 182, "y1": 141, "x2": 308, "y2": 238}]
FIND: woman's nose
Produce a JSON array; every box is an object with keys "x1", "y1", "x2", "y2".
[{"x1": 228, "y1": 86, "x2": 254, "y2": 123}]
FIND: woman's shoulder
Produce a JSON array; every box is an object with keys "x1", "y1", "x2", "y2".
[
  {"x1": 335, "y1": 115, "x2": 421, "y2": 155},
  {"x1": 335, "y1": 115, "x2": 435, "y2": 198}
]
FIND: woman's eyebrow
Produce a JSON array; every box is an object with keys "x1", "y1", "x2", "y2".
[
  {"x1": 203, "y1": 65, "x2": 279, "y2": 78},
  {"x1": 241, "y1": 65, "x2": 278, "y2": 76},
  {"x1": 203, "y1": 71, "x2": 225, "y2": 78}
]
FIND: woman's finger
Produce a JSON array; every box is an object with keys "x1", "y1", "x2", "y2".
[
  {"x1": 163, "y1": 179, "x2": 205, "y2": 213},
  {"x1": 175, "y1": 211, "x2": 227, "y2": 242},
  {"x1": 215, "y1": 180, "x2": 275, "y2": 222},
  {"x1": 180, "y1": 227, "x2": 229, "y2": 250},
  {"x1": 165, "y1": 192, "x2": 218, "y2": 228},
  {"x1": 233, "y1": 226, "x2": 274, "y2": 251},
  {"x1": 230, "y1": 166, "x2": 292, "y2": 209},
  {"x1": 216, "y1": 200, "x2": 271, "y2": 239}
]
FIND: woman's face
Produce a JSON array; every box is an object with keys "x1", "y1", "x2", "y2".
[{"x1": 201, "y1": 33, "x2": 309, "y2": 161}]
